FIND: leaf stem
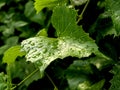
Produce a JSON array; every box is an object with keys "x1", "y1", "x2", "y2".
[
  {"x1": 12, "y1": 68, "x2": 39, "y2": 89},
  {"x1": 77, "y1": 0, "x2": 90, "y2": 23},
  {"x1": 45, "y1": 72, "x2": 58, "y2": 90},
  {"x1": 7, "y1": 64, "x2": 12, "y2": 90}
]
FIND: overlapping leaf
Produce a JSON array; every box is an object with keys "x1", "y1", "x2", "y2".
[
  {"x1": 65, "y1": 60, "x2": 105, "y2": 90},
  {"x1": 89, "y1": 12, "x2": 117, "y2": 37},
  {"x1": 34, "y1": 0, "x2": 65, "y2": 13},
  {"x1": 109, "y1": 65, "x2": 120, "y2": 90},
  {"x1": 51, "y1": 6, "x2": 104, "y2": 57},
  {"x1": 0, "y1": 72, "x2": 8, "y2": 90},
  {"x1": 21, "y1": 6, "x2": 105, "y2": 77},
  {"x1": 3, "y1": 45, "x2": 25, "y2": 64},
  {"x1": 105, "y1": 0, "x2": 120, "y2": 35}
]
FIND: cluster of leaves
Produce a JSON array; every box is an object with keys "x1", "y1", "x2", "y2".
[
  {"x1": 0, "y1": 0, "x2": 47, "y2": 90},
  {"x1": 1, "y1": 0, "x2": 120, "y2": 90}
]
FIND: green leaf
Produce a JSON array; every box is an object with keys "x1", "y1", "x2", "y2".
[
  {"x1": 36, "y1": 28, "x2": 48, "y2": 37},
  {"x1": 21, "y1": 35, "x2": 100, "y2": 77},
  {"x1": 105, "y1": 0, "x2": 120, "y2": 35},
  {"x1": 3, "y1": 45, "x2": 25, "y2": 64},
  {"x1": 5, "y1": 36, "x2": 19, "y2": 45},
  {"x1": 89, "y1": 56, "x2": 113, "y2": 70},
  {"x1": 89, "y1": 79, "x2": 105, "y2": 90},
  {"x1": 65, "y1": 60, "x2": 93, "y2": 90},
  {"x1": 0, "y1": 72, "x2": 8, "y2": 90},
  {"x1": 34, "y1": 0, "x2": 65, "y2": 13},
  {"x1": 21, "y1": 6, "x2": 106, "y2": 77},
  {"x1": 109, "y1": 65, "x2": 120, "y2": 90},
  {"x1": 13, "y1": 21, "x2": 28, "y2": 28},
  {"x1": 0, "y1": 0, "x2": 6, "y2": 9},
  {"x1": 77, "y1": 79, "x2": 105, "y2": 90},
  {"x1": 51, "y1": 6, "x2": 105, "y2": 57},
  {"x1": 24, "y1": 1, "x2": 46, "y2": 25},
  {"x1": 66, "y1": 60, "x2": 105, "y2": 90},
  {"x1": 24, "y1": 1, "x2": 35, "y2": 17},
  {"x1": 52, "y1": 6, "x2": 95, "y2": 41},
  {"x1": 0, "y1": 45, "x2": 9, "y2": 55},
  {"x1": 0, "y1": 36, "x2": 19, "y2": 55},
  {"x1": 2, "y1": 27, "x2": 14, "y2": 37},
  {"x1": 89, "y1": 12, "x2": 117, "y2": 37}
]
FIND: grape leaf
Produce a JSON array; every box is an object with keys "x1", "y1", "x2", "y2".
[
  {"x1": 51, "y1": 6, "x2": 96, "y2": 42},
  {"x1": 21, "y1": 36, "x2": 99, "y2": 77},
  {"x1": 21, "y1": 6, "x2": 107, "y2": 77},
  {"x1": 51, "y1": 6, "x2": 106, "y2": 57},
  {"x1": 105, "y1": 0, "x2": 120, "y2": 35},
  {"x1": 34, "y1": 0, "x2": 65, "y2": 13},
  {"x1": 3, "y1": 45, "x2": 25, "y2": 64},
  {"x1": 65, "y1": 60, "x2": 105, "y2": 90},
  {"x1": 65, "y1": 60, "x2": 93, "y2": 90},
  {"x1": 109, "y1": 65, "x2": 120, "y2": 90},
  {"x1": 89, "y1": 12, "x2": 117, "y2": 37},
  {"x1": 89, "y1": 56, "x2": 113, "y2": 70}
]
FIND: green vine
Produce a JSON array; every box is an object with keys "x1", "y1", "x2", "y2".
[{"x1": 77, "y1": 0, "x2": 90, "y2": 23}]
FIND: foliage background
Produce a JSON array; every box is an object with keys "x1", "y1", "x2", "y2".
[
  {"x1": 0, "y1": 0, "x2": 47, "y2": 90},
  {"x1": 0, "y1": 0, "x2": 120, "y2": 90}
]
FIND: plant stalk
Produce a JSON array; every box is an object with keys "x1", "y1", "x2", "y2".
[
  {"x1": 12, "y1": 68, "x2": 39, "y2": 89},
  {"x1": 77, "y1": 0, "x2": 90, "y2": 23},
  {"x1": 7, "y1": 64, "x2": 12, "y2": 90},
  {"x1": 45, "y1": 72, "x2": 58, "y2": 90}
]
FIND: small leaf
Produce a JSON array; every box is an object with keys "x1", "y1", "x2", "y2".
[
  {"x1": 106, "y1": 0, "x2": 120, "y2": 35},
  {"x1": 89, "y1": 12, "x2": 117, "y2": 37},
  {"x1": 90, "y1": 79, "x2": 105, "y2": 90},
  {"x1": 0, "y1": 45, "x2": 9, "y2": 55},
  {"x1": 0, "y1": 72, "x2": 8, "y2": 90},
  {"x1": 0, "y1": 0, "x2": 6, "y2": 9},
  {"x1": 3, "y1": 45, "x2": 25, "y2": 64},
  {"x1": 36, "y1": 28, "x2": 48, "y2": 37},
  {"x1": 89, "y1": 56, "x2": 113, "y2": 70},
  {"x1": 14, "y1": 21, "x2": 28, "y2": 28},
  {"x1": 65, "y1": 60, "x2": 94, "y2": 90},
  {"x1": 0, "y1": 36, "x2": 19, "y2": 55},
  {"x1": 24, "y1": 1, "x2": 35, "y2": 18},
  {"x1": 5, "y1": 36, "x2": 19, "y2": 45},
  {"x1": 24, "y1": 1, "x2": 46, "y2": 25},
  {"x1": 34, "y1": 0, "x2": 65, "y2": 13},
  {"x1": 109, "y1": 64, "x2": 120, "y2": 90}
]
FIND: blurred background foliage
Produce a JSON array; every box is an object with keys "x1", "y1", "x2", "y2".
[
  {"x1": 0, "y1": 0, "x2": 50, "y2": 90},
  {"x1": 0, "y1": 0, "x2": 47, "y2": 55}
]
